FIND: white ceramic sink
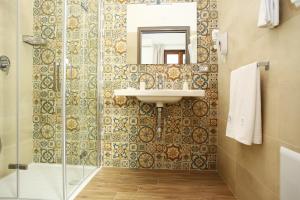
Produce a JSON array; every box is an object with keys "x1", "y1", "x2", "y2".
[{"x1": 114, "y1": 88, "x2": 205, "y2": 107}]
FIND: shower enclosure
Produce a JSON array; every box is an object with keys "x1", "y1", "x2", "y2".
[{"x1": 0, "y1": 0, "x2": 103, "y2": 199}]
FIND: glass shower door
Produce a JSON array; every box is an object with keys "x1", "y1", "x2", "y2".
[
  {"x1": 65, "y1": 0, "x2": 99, "y2": 197},
  {"x1": 18, "y1": 0, "x2": 65, "y2": 198},
  {"x1": 0, "y1": 0, "x2": 18, "y2": 198},
  {"x1": 0, "y1": 0, "x2": 65, "y2": 199},
  {"x1": 0, "y1": 0, "x2": 100, "y2": 199}
]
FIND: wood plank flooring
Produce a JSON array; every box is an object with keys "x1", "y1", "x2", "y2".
[{"x1": 76, "y1": 168, "x2": 235, "y2": 200}]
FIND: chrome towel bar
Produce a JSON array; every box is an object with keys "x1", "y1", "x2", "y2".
[{"x1": 257, "y1": 61, "x2": 270, "y2": 71}]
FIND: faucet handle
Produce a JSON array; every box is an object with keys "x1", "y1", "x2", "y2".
[
  {"x1": 156, "y1": 73, "x2": 165, "y2": 89},
  {"x1": 140, "y1": 81, "x2": 146, "y2": 90},
  {"x1": 183, "y1": 81, "x2": 189, "y2": 90}
]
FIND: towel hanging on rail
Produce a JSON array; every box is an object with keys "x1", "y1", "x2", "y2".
[
  {"x1": 257, "y1": 0, "x2": 279, "y2": 28},
  {"x1": 226, "y1": 62, "x2": 262, "y2": 145}
]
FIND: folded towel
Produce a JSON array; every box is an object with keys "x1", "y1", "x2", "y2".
[
  {"x1": 257, "y1": 0, "x2": 279, "y2": 28},
  {"x1": 226, "y1": 62, "x2": 262, "y2": 145}
]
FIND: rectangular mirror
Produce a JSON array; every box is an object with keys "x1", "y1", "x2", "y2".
[{"x1": 127, "y1": 3, "x2": 197, "y2": 64}]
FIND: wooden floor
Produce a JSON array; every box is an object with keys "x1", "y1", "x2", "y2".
[{"x1": 76, "y1": 168, "x2": 235, "y2": 200}]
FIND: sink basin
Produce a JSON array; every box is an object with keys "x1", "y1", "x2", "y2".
[{"x1": 114, "y1": 88, "x2": 205, "y2": 107}]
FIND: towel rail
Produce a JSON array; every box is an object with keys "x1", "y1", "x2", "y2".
[{"x1": 257, "y1": 61, "x2": 270, "y2": 71}]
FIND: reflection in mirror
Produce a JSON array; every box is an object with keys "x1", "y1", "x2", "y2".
[
  {"x1": 127, "y1": 3, "x2": 197, "y2": 64},
  {"x1": 138, "y1": 27, "x2": 189, "y2": 64}
]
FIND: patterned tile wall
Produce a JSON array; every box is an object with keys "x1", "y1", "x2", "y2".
[
  {"x1": 101, "y1": 0, "x2": 218, "y2": 170},
  {"x1": 32, "y1": 0, "x2": 99, "y2": 165}
]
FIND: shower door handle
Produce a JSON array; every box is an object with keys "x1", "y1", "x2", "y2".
[{"x1": 53, "y1": 61, "x2": 60, "y2": 92}]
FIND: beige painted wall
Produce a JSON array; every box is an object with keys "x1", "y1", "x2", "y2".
[
  {"x1": 0, "y1": 0, "x2": 33, "y2": 178},
  {"x1": 217, "y1": 0, "x2": 300, "y2": 200}
]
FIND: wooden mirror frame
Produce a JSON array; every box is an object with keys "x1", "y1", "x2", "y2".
[{"x1": 137, "y1": 26, "x2": 191, "y2": 64}]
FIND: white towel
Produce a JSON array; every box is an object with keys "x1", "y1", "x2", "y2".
[
  {"x1": 257, "y1": 0, "x2": 279, "y2": 28},
  {"x1": 226, "y1": 62, "x2": 262, "y2": 145}
]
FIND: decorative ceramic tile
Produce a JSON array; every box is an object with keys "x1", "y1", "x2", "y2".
[
  {"x1": 33, "y1": 0, "x2": 99, "y2": 165},
  {"x1": 101, "y1": 0, "x2": 218, "y2": 170},
  {"x1": 33, "y1": 0, "x2": 218, "y2": 170}
]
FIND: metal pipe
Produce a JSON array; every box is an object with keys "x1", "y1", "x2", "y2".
[{"x1": 157, "y1": 107, "x2": 163, "y2": 140}]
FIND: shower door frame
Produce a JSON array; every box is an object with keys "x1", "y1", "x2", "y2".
[
  {"x1": 0, "y1": 0, "x2": 103, "y2": 199},
  {"x1": 0, "y1": 0, "x2": 23, "y2": 199},
  {"x1": 62, "y1": 0, "x2": 103, "y2": 199}
]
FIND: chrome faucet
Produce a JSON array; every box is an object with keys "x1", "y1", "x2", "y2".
[
  {"x1": 0, "y1": 55, "x2": 10, "y2": 73},
  {"x1": 157, "y1": 74, "x2": 164, "y2": 89}
]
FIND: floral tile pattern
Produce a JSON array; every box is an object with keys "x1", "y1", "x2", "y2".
[
  {"x1": 101, "y1": 0, "x2": 218, "y2": 170},
  {"x1": 33, "y1": 0, "x2": 99, "y2": 165},
  {"x1": 32, "y1": 0, "x2": 218, "y2": 170}
]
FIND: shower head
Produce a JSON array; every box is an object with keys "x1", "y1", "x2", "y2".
[{"x1": 22, "y1": 35, "x2": 47, "y2": 46}]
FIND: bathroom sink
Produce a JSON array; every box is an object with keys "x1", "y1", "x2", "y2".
[{"x1": 114, "y1": 88, "x2": 205, "y2": 107}]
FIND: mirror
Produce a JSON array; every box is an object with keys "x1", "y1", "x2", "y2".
[{"x1": 127, "y1": 3, "x2": 197, "y2": 64}]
